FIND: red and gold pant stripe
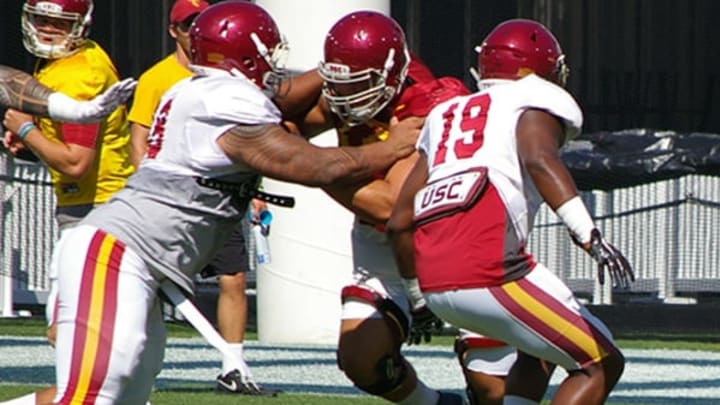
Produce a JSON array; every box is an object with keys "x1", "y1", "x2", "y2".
[
  {"x1": 59, "y1": 230, "x2": 124, "y2": 404},
  {"x1": 491, "y1": 277, "x2": 615, "y2": 368}
]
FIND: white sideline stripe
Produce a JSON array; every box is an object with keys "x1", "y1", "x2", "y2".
[{"x1": 1, "y1": 336, "x2": 720, "y2": 403}]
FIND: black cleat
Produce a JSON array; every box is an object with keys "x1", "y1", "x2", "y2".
[
  {"x1": 436, "y1": 391, "x2": 467, "y2": 405},
  {"x1": 465, "y1": 386, "x2": 478, "y2": 405},
  {"x1": 216, "y1": 369, "x2": 281, "y2": 397}
]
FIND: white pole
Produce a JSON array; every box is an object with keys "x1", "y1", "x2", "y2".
[{"x1": 254, "y1": 0, "x2": 390, "y2": 344}]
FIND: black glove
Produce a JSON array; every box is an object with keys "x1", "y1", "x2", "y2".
[
  {"x1": 407, "y1": 305, "x2": 444, "y2": 345},
  {"x1": 586, "y1": 229, "x2": 635, "y2": 289}
]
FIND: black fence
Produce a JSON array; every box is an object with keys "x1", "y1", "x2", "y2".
[{"x1": 1, "y1": 0, "x2": 719, "y2": 134}]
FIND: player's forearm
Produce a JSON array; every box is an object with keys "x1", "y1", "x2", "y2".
[
  {"x1": 319, "y1": 141, "x2": 412, "y2": 186},
  {"x1": 274, "y1": 69, "x2": 323, "y2": 117},
  {"x1": 324, "y1": 179, "x2": 394, "y2": 223},
  {"x1": 0, "y1": 65, "x2": 53, "y2": 116},
  {"x1": 386, "y1": 155, "x2": 429, "y2": 279},
  {"x1": 129, "y1": 123, "x2": 150, "y2": 168},
  {"x1": 525, "y1": 154, "x2": 579, "y2": 210},
  {"x1": 22, "y1": 131, "x2": 94, "y2": 179},
  {"x1": 388, "y1": 226, "x2": 418, "y2": 279},
  {"x1": 221, "y1": 124, "x2": 412, "y2": 187},
  {"x1": 306, "y1": 117, "x2": 419, "y2": 184},
  {"x1": 260, "y1": 144, "x2": 400, "y2": 187}
]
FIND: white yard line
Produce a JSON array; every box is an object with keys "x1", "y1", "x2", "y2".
[{"x1": 1, "y1": 336, "x2": 719, "y2": 403}]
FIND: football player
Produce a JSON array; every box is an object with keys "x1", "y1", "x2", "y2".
[
  {"x1": 284, "y1": 11, "x2": 520, "y2": 405},
  {"x1": 6, "y1": 0, "x2": 134, "y2": 232},
  {"x1": 2, "y1": 2, "x2": 137, "y2": 404},
  {"x1": 388, "y1": 19, "x2": 633, "y2": 405},
  {"x1": 42, "y1": 2, "x2": 420, "y2": 403}
]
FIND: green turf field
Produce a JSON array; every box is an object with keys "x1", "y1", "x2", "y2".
[
  {"x1": 0, "y1": 386, "x2": 390, "y2": 405},
  {"x1": 0, "y1": 386, "x2": 679, "y2": 405},
  {"x1": 0, "y1": 386, "x2": 681, "y2": 405},
  {"x1": 3, "y1": 317, "x2": 720, "y2": 350},
  {"x1": 2, "y1": 318, "x2": 719, "y2": 405}
]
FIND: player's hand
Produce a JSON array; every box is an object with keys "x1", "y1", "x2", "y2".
[
  {"x1": 3, "y1": 108, "x2": 33, "y2": 135},
  {"x1": 582, "y1": 229, "x2": 635, "y2": 289},
  {"x1": 249, "y1": 198, "x2": 268, "y2": 222},
  {"x1": 48, "y1": 77, "x2": 137, "y2": 122},
  {"x1": 86, "y1": 78, "x2": 138, "y2": 118},
  {"x1": 407, "y1": 305, "x2": 444, "y2": 345},
  {"x1": 3, "y1": 109, "x2": 31, "y2": 155},
  {"x1": 3, "y1": 130, "x2": 26, "y2": 155},
  {"x1": 387, "y1": 116, "x2": 424, "y2": 159}
]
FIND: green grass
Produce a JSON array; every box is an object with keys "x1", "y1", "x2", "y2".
[
  {"x1": 0, "y1": 386, "x2": 665, "y2": 405},
  {"x1": 0, "y1": 317, "x2": 213, "y2": 339},
  {"x1": 3, "y1": 317, "x2": 720, "y2": 351},
  {"x1": 0, "y1": 386, "x2": 389, "y2": 405},
  {"x1": 1, "y1": 318, "x2": 713, "y2": 405}
]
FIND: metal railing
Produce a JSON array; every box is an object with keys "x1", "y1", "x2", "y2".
[{"x1": 2, "y1": 154, "x2": 719, "y2": 315}]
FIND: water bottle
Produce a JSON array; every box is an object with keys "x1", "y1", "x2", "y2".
[
  {"x1": 257, "y1": 209, "x2": 272, "y2": 236},
  {"x1": 250, "y1": 210, "x2": 272, "y2": 265}
]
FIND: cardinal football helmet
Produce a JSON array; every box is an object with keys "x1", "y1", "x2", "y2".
[
  {"x1": 319, "y1": 11, "x2": 410, "y2": 126},
  {"x1": 189, "y1": 1, "x2": 288, "y2": 97},
  {"x1": 472, "y1": 19, "x2": 569, "y2": 89},
  {"x1": 22, "y1": 0, "x2": 93, "y2": 59}
]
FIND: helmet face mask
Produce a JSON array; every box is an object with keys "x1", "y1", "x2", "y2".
[
  {"x1": 319, "y1": 11, "x2": 409, "y2": 127},
  {"x1": 190, "y1": 1, "x2": 288, "y2": 98},
  {"x1": 320, "y1": 49, "x2": 405, "y2": 126},
  {"x1": 474, "y1": 19, "x2": 569, "y2": 89},
  {"x1": 251, "y1": 32, "x2": 289, "y2": 98},
  {"x1": 22, "y1": 0, "x2": 93, "y2": 59}
]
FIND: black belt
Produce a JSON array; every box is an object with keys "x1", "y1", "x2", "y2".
[{"x1": 194, "y1": 177, "x2": 295, "y2": 208}]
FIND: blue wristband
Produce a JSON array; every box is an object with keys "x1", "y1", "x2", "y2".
[{"x1": 17, "y1": 121, "x2": 37, "y2": 140}]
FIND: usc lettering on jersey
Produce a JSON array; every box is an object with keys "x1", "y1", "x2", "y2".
[
  {"x1": 414, "y1": 74, "x2": 583, "y2": 292},
  {"x1": 335, "y1": 66, "x2": 472, "y2": 236}
]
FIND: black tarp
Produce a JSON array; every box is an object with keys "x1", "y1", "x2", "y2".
[{"x1": 563, "y1": 129, "x2": 720, "y2": 191}]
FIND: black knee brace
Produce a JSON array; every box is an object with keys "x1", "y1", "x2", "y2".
[
  {"x1": 341, "y1": 285, "x2": 409, "y2": 344},
  {"x1": 354, "y1": 353, "x2": 409, "y2": 396}
]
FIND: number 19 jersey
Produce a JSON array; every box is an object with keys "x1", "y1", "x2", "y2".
[{"x1": 414, "y1": 74, "x2": 583, "y2": 292}]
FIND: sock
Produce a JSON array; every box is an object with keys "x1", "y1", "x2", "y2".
[
  {"x1": 0, "y1": 392, "x2": 36, "y2": 405},
  {"x1": 222, "y1": 343, "x2": 249, "y2": 376},
  {"x1": 397, "y1": 380, "x2": 439, "y2": 405},
  {"x1": 503, "y1": 395, "x2": 540, "y2": 405}
]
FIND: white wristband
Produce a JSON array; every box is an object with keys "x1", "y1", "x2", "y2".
[
  {"x1": 47, "y1": 92, "x2": 81, "y2": 121},
  {"x1": 402, "y1": 277, "x2": 426, "y2": 310},
  {"x1": 555, "y1": 196, "x2": 595, "y2": 244}
]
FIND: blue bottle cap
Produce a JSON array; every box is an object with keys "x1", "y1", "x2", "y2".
[{"x1": 258, "y1": 210, "x2": 273, "y2": 226}]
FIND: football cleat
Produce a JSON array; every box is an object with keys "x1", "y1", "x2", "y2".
[
  {"x1": 436, "y1": 391, "x2": 468, "y2": 405},
  {"x1": 216, "y1": 369, "x2": 281, "y2": 397}
]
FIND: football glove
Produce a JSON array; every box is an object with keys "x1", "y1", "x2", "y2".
[
  {"x1": 586, "y1": 228, "x2": 635, "y2": 289},
  {"x1": 407, "y1": 305, "x2": 444, "y2": 345}
]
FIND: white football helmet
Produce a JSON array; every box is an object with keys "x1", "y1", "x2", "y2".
[{"x1": 22, "y1": 0, "x2": 93, "y2": 59}]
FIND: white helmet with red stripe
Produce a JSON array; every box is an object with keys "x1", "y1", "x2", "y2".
[{"x1": 22, "y1": 0, "x2": 93, "y2": 59}]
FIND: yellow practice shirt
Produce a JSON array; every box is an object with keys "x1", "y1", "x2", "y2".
[
  {"x1": 34, "y1": 40, "x2": 133, "y2": 207},
  {"x1": 127, "y1": 54, "x2": 194, "y2": 127}
]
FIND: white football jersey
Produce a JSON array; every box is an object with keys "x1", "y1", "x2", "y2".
[
  {"x1": 84, "y1": 69, "x2": 281, "y2": 294},
  {"x1": 417, "y1": 74, "x2": 582, "y2": 244},
  {"x1": 143, "y1": 69, "x2": 281, "y2": 177}
]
